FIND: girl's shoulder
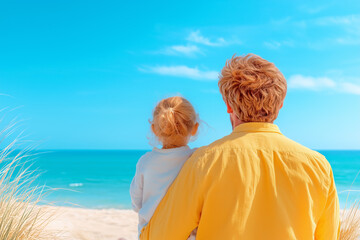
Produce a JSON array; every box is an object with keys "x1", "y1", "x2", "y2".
[
  {"x1": 135, "y1": 151, "x2": 154, "y2": 171},
  {"x1": 140, "y1": 146, "x2": 195, "y2": 163},
  {"x1": 139, "y1": 151, "x2": 155, "y2": 161},
  {"x1": 136, "y1": 149, "x2": 168, "y2": 168}
]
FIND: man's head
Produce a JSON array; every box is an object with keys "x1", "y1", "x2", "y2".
[{"x1": 218, "y1": 54, "x2": 287, "y2": 128}]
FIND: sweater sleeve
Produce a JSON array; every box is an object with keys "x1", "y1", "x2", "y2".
[{"x1": 130, "y1": 160, "x2": 144, "y2": 213}]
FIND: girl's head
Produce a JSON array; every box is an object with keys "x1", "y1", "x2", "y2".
[{"x1": 151, "y1": 96, "x2": 199, "y2": 149}]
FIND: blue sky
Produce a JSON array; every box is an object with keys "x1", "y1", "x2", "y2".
[{"x1": 0, "y1": 0, "x2": 359, "y2": 150}]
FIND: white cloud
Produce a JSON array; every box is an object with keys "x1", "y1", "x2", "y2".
[
  {"x1": 264, "y1": 40, "x2": 295, "y2": 50},
  {"x1": 157, "y1": 45, "x2": 202, "y2": 57},
  {"x1": 283, "y1": 14, "x2": 360, "y2": 30},
  {"x1": 314, "y1": 15, "x2": 360, "y2": 45},
  {"x1": 139, "y1": 65, "x2": 218, "y2": 81},
  {"x1": 288, "y1": 75, "x2": 336, "y2": 89},
  {"x1": 186, "y1": 31, "x2": 227, "y2": 46},
  {"x1": 335, "y1": 37, "x2": 360, "y2": 45},
  {"x1": 299, "y1": 5, "x2": 328, "y2": 14},
  {"x1": 315, "y1": 15, "x2": 360, "y2": 26},
  {"x1": 270, "y1": 14, "x2": 360, "y2": 47},
  {"x1": 288, "y1": 74, "x2": 360, "y2": 95},
  {"x1": 341, "y1": 82, "x2": 360, "y2": 95},
  {"x1": 264, "y1": 41, "x2": 281, "y2": 50},
  {"x1": 151, "y1": 31, "x2": 233, "y2": 57},
  {"x1": 171, "y1": 45, "x2": 200, "y2": 55}
]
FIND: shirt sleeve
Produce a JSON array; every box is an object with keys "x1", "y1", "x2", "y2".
[
  {"x1": 130, "y1": 160, "x2": 144, "y2": 213},
  {"x1": 314, "y1": 168, "x2": 340, "y2": 240},
  {"x1": 140, "y1": 150, "x2": 207, "y2": 240}
]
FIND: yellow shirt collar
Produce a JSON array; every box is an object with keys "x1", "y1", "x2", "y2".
[{"x1": 233, "y1": 122, "x2": 282, "y2": 134}]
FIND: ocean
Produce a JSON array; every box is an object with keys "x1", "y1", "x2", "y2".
[{"x1": 23, "y1": 150, "x2": 360, "y2": 209}]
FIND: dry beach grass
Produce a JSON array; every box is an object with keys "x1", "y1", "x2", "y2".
[
  {"x1": 340, "y1": 203, "x2": 360, "y2": 240},
  {"x1": 0, "y1": 123, "x2": 56, "y2": 239}
]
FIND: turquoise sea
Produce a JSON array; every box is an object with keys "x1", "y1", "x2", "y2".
[{"x1": 27, "y1": 150, "x2": 360, "y2": 209}]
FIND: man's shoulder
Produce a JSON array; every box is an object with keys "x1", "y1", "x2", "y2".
[
  {"x1": 188, "y1": 134, "x2": 237, "y2": 163},
  {"x1": 279, "y1": 136, "x2": 332, "y2": 171}
]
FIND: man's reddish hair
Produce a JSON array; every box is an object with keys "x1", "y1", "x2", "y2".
[{"x1": 218, "y1": 54, "x2": 287, "y2": 123}]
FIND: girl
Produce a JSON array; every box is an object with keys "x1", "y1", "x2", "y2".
[{"x1": 130, "y1": 96, "x2": 199, "y2": 239}]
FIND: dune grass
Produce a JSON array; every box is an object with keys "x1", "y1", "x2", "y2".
[
  {"x1": 340, "y1": 202, "x2": 360, "y2": 240},
  {"x1": 0, "y1": 123, "x2": 55, "y2": 240}
]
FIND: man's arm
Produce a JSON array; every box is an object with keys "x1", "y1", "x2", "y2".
[
  {"x1": 315, "y1": 168, "x2": 340, "y2": 240},
  {"x1": 140, "y1": 149, "x2": 207, "y2": 240}
]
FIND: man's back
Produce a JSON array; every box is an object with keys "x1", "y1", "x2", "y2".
[{"x1": 140, "y1": 122, "x2": 340, "y2": 240}]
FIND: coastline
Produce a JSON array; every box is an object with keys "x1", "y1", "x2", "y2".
[{"x1": 42, "y1": 206, "x2": 138, "y2": 240}]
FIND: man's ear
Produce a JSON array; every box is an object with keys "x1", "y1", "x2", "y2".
[
  {"x1": 191, "y1": 122, "x2": 199, "y2": 136},
  {"x1": 226, "y1": 102, "x2": 233, "y2": 113},
  {"x1": 280, "y1": 102, "x2": 284, "y2": 109}
]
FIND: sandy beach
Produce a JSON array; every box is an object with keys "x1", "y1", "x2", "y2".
[
  {"x1": 42, "y1": 206, "x2": 138, "y2": 240},
  {"x1": 38, "y1": 205, "x2": 357, "y2": 240}
]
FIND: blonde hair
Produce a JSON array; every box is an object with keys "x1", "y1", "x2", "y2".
[
  {"x1": 218, "y1": 54, "x2": 287, "y2": 123},
  {"x1": 151, "y1": 96, "x2": 198, "y2": 148}
]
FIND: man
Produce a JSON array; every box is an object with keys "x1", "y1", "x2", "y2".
[{"x1": 140, "y1": 54, "x2": 340, "y2": 239}]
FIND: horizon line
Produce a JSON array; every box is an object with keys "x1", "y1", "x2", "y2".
[{"x1": 15, "y1": 148, "x2": 360, "y2": 151}]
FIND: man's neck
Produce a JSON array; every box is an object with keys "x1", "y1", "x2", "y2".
[
  {"x1": 230, "y1": 114, "x2": 243, "y2": 130},
  {"x1": 230, "y1": 114, "x2": 274, "y2": 130}
]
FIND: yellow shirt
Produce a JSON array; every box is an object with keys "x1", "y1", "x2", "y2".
[{"x1": 140, "y1": 122, "x2": 340, "y2": 240}]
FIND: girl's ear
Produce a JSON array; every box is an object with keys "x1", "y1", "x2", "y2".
[
  {"x1": 226, "y1": 102, "x2": 233, "y2": 113},
  {"x1": 191, "y1": 122, "x2": 199, "y2": 136}
]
